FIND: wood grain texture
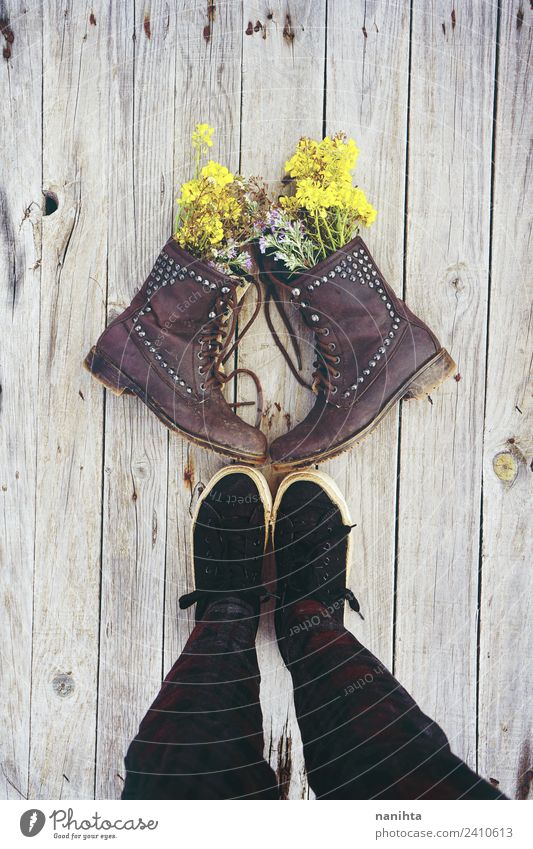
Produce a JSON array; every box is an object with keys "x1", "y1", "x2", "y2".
[
  {"x1": 30, "y1": 0, "x2": 109, "y2": 798},
  {"x1": 95, "y1": 0, "x2": 170, "y2": 800},
  {"x1": 478, "y1": 0, "x2": 533, "y2": 801},
  {"x1": 164, "y1": 0, "x2": 242, "y2": 697},
  {"x1": 323, "y1": 0, "x2": 410, "y2": 665},
  {"x1": 0, "y1": 0, "x2": 530, "y2": 801},
  {"x1": 237, "y1": 0, "x2": 328, "y2": 799},
  {"x1": 0, "y1": 0, "x2": 41, "y2": 799},
  {"x1": 394, "y1": 0, "x2": 497, "y2": 768}
]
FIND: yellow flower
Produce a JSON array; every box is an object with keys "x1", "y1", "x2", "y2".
[
  {"x1": 192, "y1": 123, "x2": 214, "y2": 149},
  {"x1": 200, "y1": 160, "x2": 234, "y2": 187}
]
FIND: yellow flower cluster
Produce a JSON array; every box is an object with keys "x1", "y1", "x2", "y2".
[
  {"x1": 174, "y1": 124, "x2": 268, "y2": 273},
  {"x1": 191, "y1": 123, "x2": 214, "y2": 150},
  {"x1": 176, "y1": 159, "x2": 243, "y2": 249},
  {"x1": 285, "y1": 134, "x2": 359, "y2": 185},
  {"x1": 279, "y1": 132, "x2": 377, "y2": 256}
]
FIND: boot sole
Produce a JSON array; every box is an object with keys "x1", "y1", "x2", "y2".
[
  {"x1": 272, "y1": 347, "x2": 456, "y2": 471},
  {"x1": 83, "y1": 346, "x2": 267, "y2": 465},
  {"x1": 271, "y1": 470, "x2": 354, "y2": 623}
]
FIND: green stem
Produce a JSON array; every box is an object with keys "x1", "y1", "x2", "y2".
[{"x1": 313, "y1": 211, "x2": 327, "y2": 258}]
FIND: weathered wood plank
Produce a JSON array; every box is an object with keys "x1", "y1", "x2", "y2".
[
  {"x1": 0, "y1": 0, "x2": 41, "y2": 800},
  {"x1": 395, "y1": 0, "x2": 496, "y2": 767},
  {"x1": 163, "y1": 0, "x2": 241, "y2": 707},
  {"x1": 478, "y1": 0, "x2": 532, "y2": 800},
  {"x1": 30, "y1": 1, "x2": 109, "y2": 798},
  {"x1": 239, "y1": 0, "x2": 328, "y2": 799},
  {"x1": 323, "y1": 0, "x2": 410, "y2": 666},
  {"x1": 94, "y1": 1, "x2": 170, "y2": 800}
]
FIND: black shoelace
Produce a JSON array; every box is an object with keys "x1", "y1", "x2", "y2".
[{"x1": 283, "y1": 522, "x2": 364, "y2": 619}]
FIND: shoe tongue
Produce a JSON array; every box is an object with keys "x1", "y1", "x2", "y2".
[{"x1": 198, "y1": 506, "x2": 259, "y2": 564}]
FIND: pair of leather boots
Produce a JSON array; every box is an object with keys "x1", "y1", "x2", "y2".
[{"x1": 84, "y1": 236, "x2": 455, "y2": 468}]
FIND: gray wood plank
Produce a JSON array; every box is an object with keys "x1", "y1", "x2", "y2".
[
  {"x1": 0, "y1": 0, "x2": 42, "y2": 800},
  {"x1": 323, "y1": 0, "x2": 410, "y2": 666},
  {"x1": 94, "y1": 0, "x2": 170, "y2": 800},
  {"x1": 30, "y1": 0, "x2": 109, "y2": 798},
  {"x1": 238, "y1": 0, "x2": 328, "y2": 800},
  {"x1": 478, "y1": 0, "x2": 533, "y2": 800},
  {"x1": 163, "y1": 0, "x2": 241, "y2": 735},
  {"x1": 395, "y1": 0, "x2": 497, "y2": 768}
]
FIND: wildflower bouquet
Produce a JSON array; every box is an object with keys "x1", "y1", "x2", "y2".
[
  {"x1": 175, "y1": 123, "x2": 268, "y2": 276},
  {"x1": 259, "y1": 132, "x2": 377, "y2": 273}
]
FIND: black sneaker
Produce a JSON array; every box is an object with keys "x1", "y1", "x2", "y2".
[
  {"x1": 179, "y1": 466, "x2": 272, "y2": 622},
  {"x1": 272, "y1": 471, "x2": 362, "y2": 656}
]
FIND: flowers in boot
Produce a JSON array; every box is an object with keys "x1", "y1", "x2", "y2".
[
  {"x1": 175, "y1": 123, "x2": 268, "y2": 276},
  {"x1": 259, "y1": 132, "x2": 377, "y2": 272}
]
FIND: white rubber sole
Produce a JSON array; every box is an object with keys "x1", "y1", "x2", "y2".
[
  {"x1": 190, "y1": 465, "x2": 272, "y2": 592},
  {"x1": 271, "y1": 469, "x2": 354, "y2": 603}
]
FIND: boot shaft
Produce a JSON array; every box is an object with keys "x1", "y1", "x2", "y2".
[{"x1": 260, "y1": 235, "x2": 441, "y2": 408}]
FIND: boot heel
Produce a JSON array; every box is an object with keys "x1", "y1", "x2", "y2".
[
  {"x1": 403, "y1": 348, "x2": 456, "y2": 400},
  {"x1": 83, "y1": 347, "x2": 136, "y2": 396}
]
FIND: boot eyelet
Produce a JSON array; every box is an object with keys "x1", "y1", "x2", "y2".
[
  {"x1": 198, "y1": 366, "x2": 205, "y2": 375},
  {"x1": 200, "y1": 383, "x2": 206, "y2": 392},
  {"x1": 197, "y1": 352, "x2": 204, "y2": 359},
  {"x1": 322, "y1": 328, "x2": 330, "y2": 337},
  {"x1": 328, "y1": 342, "x2": 336, "y2": 351},
  {"x1": 333, "y1": 370, "x2": 340, "y2": 379},
  {"x1": 334, "y1": 356, "x2": 340, "y2": 364},
  {"x1": 330, "y1": 386, "x2": 338, "y2": 394}
]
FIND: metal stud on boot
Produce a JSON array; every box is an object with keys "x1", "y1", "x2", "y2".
[
  {"x1": 84, "y1": 239, "x2": 267, "y2": 464},
  {"x1": 260, "y1": 236, "x2": 456, "y2": 469}
]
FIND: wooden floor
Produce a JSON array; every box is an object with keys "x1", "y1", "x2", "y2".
[{"x1": 1, "y1": 1, "x2": 531, "y2": 801}]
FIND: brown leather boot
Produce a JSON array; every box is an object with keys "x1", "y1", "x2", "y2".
[
  {"x1": 84, "y1": 238, "x2": 267, "y2": 464},
  {"x1": 261, "y1": 235, "x2": 456, "y2": 469}
]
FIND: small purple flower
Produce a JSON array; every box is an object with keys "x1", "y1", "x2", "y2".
[
  {"x1": 244, "y1": 254, "x2": 253, "y2": 271},
  {"x1": 258, "y1": 235, "x2": 267, "y2": 254}
]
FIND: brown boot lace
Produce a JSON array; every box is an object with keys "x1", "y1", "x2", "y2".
[
  {"x1": 197, "y1": 276, "x2": 264, "y2": 426},
  {"x1": 263, "y1": 268, "x2": 340, "y2": 398}
]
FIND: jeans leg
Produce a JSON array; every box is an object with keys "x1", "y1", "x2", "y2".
[
  {"x1": 122, "y1": 598, "x2": 278, "y2": 799},
  {"x1": 281, "y1": 600, "x2": 506, "y2": 800}
]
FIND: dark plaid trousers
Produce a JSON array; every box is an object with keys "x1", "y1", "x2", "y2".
[{"x1": 122, "y1": 598, "x2": 505, "y2": 800}]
